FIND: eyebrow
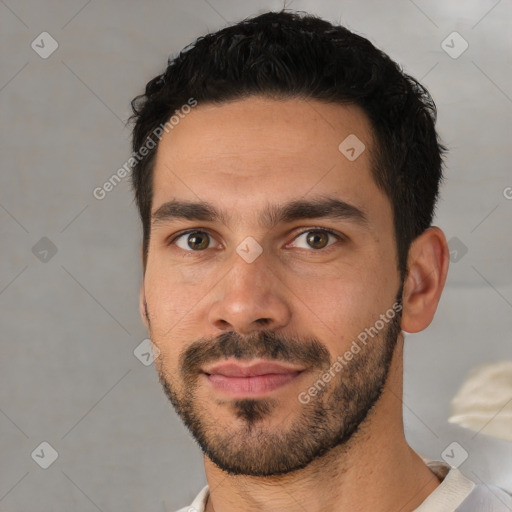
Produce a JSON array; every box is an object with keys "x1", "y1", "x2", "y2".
[{"x1": 151, "y1": 196, "x2": 369, "y2": 230}]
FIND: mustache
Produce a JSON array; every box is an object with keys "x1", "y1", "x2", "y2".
[{"x1": 180, "y1": 330, "x2": 331, "y2": 379}]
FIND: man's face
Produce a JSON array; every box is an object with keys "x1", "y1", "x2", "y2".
[{"x1": 142, "y1": 96, "x2": 403, "y2": 476}]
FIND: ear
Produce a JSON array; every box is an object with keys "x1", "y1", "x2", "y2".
[
  {"x1": 139, "y1": 283, "x2": 150, "y2": 330},
  {"x1": 401, "y1": 226, "x2": 450, "y2": 333},
  {"x1": 138, "y1": 242, "x2": 150, "y2": 330}
]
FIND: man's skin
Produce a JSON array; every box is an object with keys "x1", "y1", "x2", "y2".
[{"x1": 139, "y1": 96, "x2": 450, "y2": 512}]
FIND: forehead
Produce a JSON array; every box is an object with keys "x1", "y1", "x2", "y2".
[{"x1": 151, "y1": 96, "x2": 390, "y2": 229}]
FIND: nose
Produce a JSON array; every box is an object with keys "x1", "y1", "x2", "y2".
[{"x1": 207, "y1": 250, "x2": 292, "y2": 335}]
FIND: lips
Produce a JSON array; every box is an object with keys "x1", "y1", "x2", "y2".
[
  {"x1": 202, "y1": 360, "x2": 304, "y2": 377},
  {"x1": 202, "y1": 359, "x2": 305, "y2": 396}
]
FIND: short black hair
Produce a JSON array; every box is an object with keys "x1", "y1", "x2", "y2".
[{"x1": 129, "y1": 9, "x2": 446, "y2": 277}]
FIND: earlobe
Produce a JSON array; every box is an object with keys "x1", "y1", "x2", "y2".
[{"x1": 400, "y1": 227, "x2": 450, "y2": 334}]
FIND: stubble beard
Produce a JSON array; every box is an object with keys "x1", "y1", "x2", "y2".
[{"x1": 151, "y1": 303, "x2": 402, "y2": 477}]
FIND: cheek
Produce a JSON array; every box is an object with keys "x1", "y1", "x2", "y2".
[
  {"x1": 143, "y1": 256, "x2": 222, "y2": 365},
  {"x1": 315, "y1": 280, "x2": 377, "y2": 336},
  {"x1": 301, "y1": 260, "x2": 398, "y2": 352},
  {"x1": 143, "y1": 266, "x2": 193, "y2": 343},
  {"x1": 145, "y1": 250, "x2": 214, "y2": 314}
]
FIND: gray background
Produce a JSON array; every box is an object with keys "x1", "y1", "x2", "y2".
[{"x1": 1, "y1": 0, "x2": 511, "y2": 510}]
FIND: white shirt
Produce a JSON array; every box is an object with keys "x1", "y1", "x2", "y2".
[{"x1": 175, "y1": 458, "x2": 512, "y2": 512}]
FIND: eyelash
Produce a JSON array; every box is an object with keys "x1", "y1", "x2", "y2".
[{"x1": 166, "y1": 227, "x2": 344, "y2": 252}]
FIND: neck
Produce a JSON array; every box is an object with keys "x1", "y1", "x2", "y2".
[{"x1": 204, "y1": 339, "x2": 441, "y2": 512}]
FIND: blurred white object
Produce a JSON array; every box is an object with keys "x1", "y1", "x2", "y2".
[{"x1": 448, "y1": 360, "x2": 512, "y2": 442}]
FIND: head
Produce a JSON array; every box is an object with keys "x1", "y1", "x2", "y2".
[{"x1": 129, "y1": 10, "x2": 449, "y2": 476}]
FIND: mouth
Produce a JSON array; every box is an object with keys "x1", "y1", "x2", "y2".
[{"x1": 202, "y1": 359, "x2": 306, "y2": 397}]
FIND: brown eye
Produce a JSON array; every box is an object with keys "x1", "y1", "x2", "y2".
[
  {"x1": 306, "y1": 230, "x2": 330, "y2": 249},
  {"x1": 290, "y1": 229, "x2": 340, "y2": 250},
  {"x1": 187, "y1": 232, "x2": 210, "y2": 250},
  {"x1": 173, "y1": 231, "x2": 212, "y2": 251}
]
